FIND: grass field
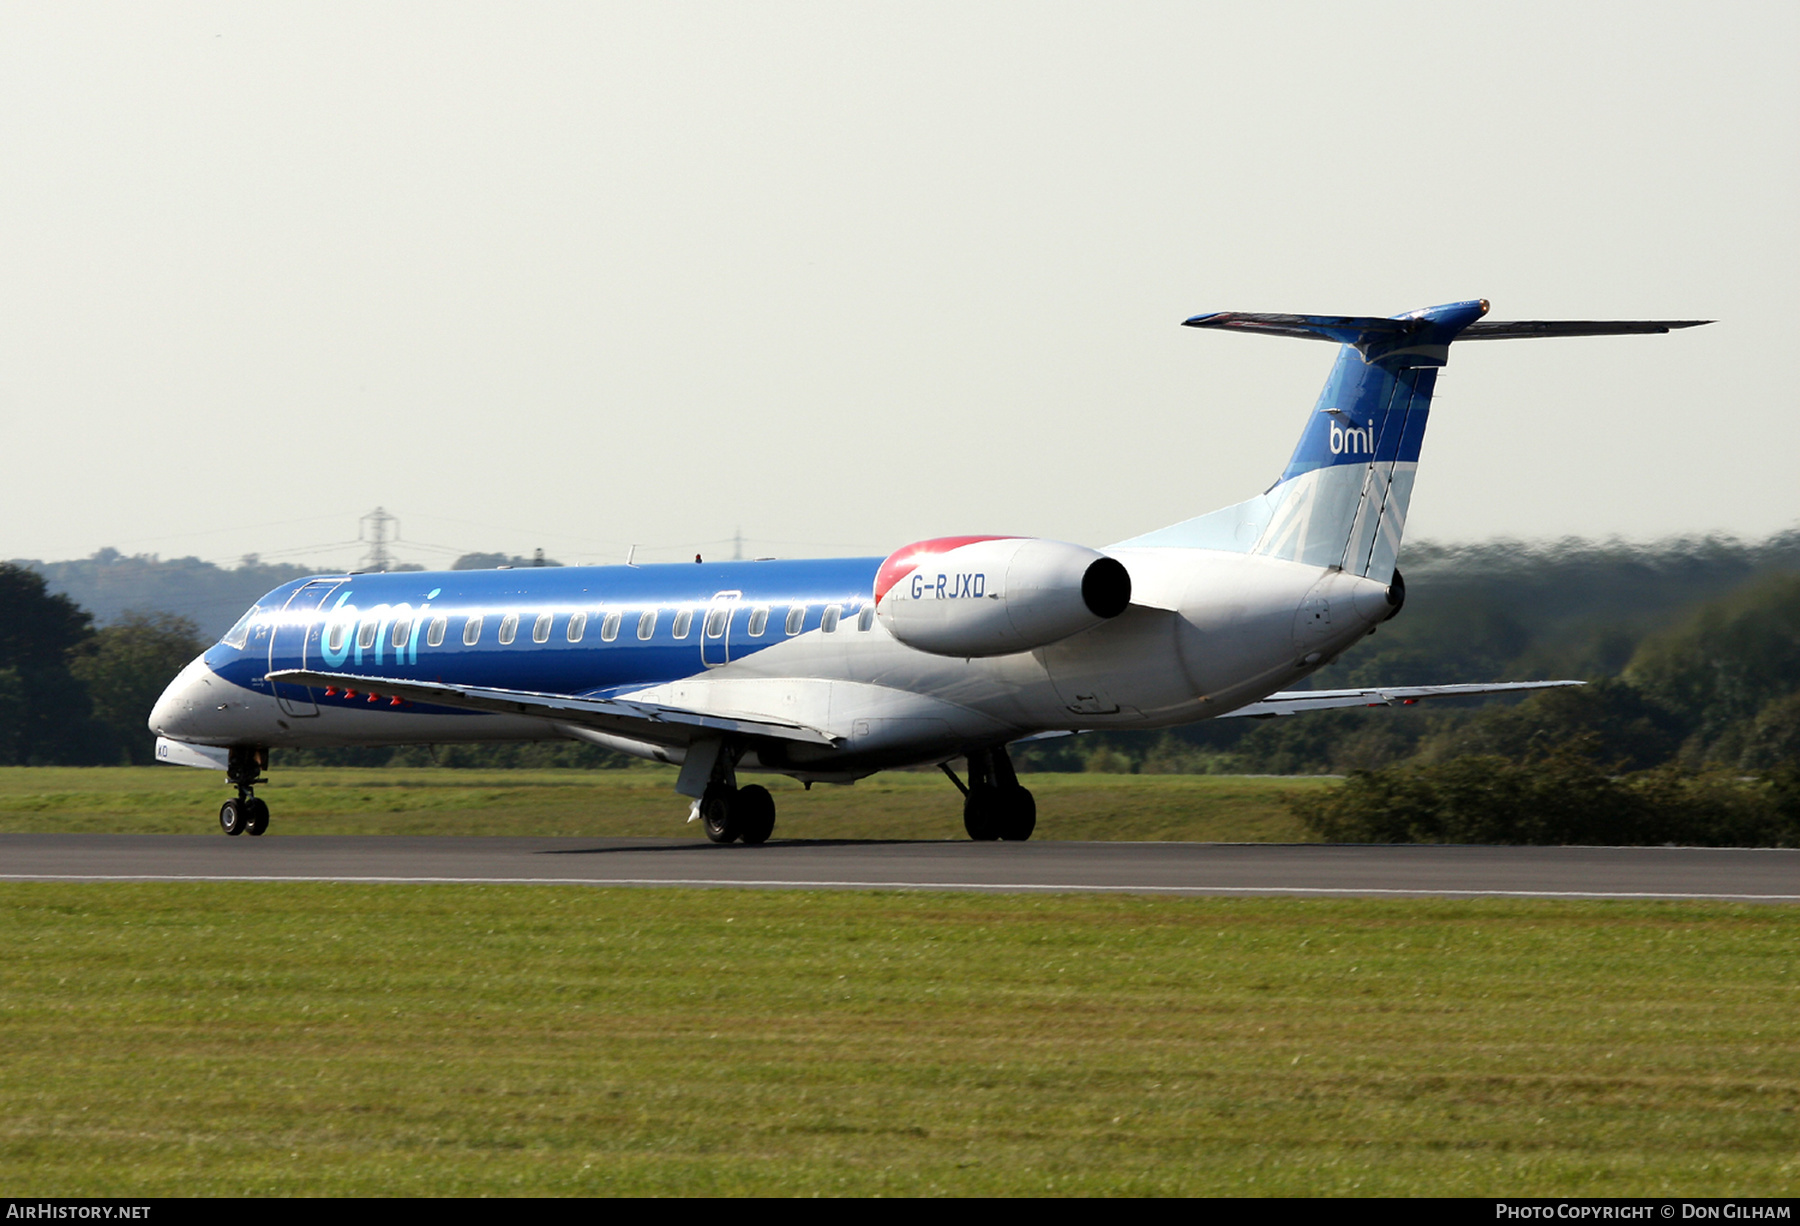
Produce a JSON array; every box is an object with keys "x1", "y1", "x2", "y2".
[
  {"x1": 1, "y1": 883, "x2": 1794, "y2": 1196},
  {"x1": 0, "y1": 766, "x2": 1325, "y2": 842}
]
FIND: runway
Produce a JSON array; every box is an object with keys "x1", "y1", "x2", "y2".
[{"x1": 2, "y1": 834, "x2": 1797, "y2": 901}]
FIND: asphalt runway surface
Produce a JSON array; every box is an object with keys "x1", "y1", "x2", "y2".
[{"x1": 2, "y1": 834, "x2": 1797, "y2": 901}]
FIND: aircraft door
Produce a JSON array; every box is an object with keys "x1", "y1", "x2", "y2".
[
  {"x1": 270, "y1": 579, "x2": 342, "y2": 716},
  {"x1": 701, "y1": 589, "x2": 741, "y2": 669}
]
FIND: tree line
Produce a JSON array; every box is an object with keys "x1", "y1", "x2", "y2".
[
  {"x1": 0, "y1": 564, "x2": 206, "y2": 765},
  {"x1": 5, "y1": 536, "x2": 1799, "y2": 846}
]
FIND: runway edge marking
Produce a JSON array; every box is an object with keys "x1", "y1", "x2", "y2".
[{"x1": 0, "y1": 873, "x2": 1795, "y2": 902}]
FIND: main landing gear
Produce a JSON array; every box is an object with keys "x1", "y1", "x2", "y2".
[
  {"x1": 688, "y1": 740, "x2": 777, "y2": 845},
  {"x1": 700, "y1": 783, "x2": 777, "y2": 846},
  {"x1": 218, "y1": 746, "x2": 271, "y2": 837},
  {"x1": 942, "y1": 746, "x2": 1036, "y2": 841}
]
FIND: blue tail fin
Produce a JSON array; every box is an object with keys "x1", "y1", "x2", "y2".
[{"x1": 1115, "y1": 300, "x2": 1707, "y2": 580}]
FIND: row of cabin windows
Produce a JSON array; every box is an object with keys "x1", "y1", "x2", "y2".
[{"x1": 331, "y1": 602, "x2": 876, "y2": 653}]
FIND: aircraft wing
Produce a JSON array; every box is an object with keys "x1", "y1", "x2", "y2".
[
  {"x1": 1219, "y1": 680, "x2": 1583, "y2": 719},
  {"x1": 264, "y1": 670, "x2": 841, "y2": 747}
]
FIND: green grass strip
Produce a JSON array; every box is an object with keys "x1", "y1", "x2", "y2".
[
  {"x1": 1, "y1": 884, "x2": 1795, "y2": 1195},
  {"x1": 0, "y1": 766, "x2": 1325, "y2": 841}
]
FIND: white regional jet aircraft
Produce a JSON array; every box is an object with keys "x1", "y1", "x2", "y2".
[{"x1": 150, "y1": 300, "x2": 1706, "y2": 842}]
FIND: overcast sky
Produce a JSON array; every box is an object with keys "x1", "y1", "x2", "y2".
[{"x1": 1, "y1": 3, "x2": 1794, "y2": 570}]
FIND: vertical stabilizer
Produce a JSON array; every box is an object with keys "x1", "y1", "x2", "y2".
[{"x1": 1114, "y1": 299, "x2": 1489, "y2": 579}]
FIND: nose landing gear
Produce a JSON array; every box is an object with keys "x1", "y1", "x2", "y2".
[
  {"x1": 220, "y1": 746, "x2": 271, "y2": 837},
  {"x1": 942, "y1": 745, "x2": 1036, "y2": 841}
]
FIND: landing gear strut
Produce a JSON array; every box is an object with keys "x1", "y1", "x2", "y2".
[
  {"x1": 692, "y1": 740, "x2": 777, "y2": 846},
  {"x1": 220, "y1": 746, "x2": 271, "y2": 837},
  {"x1": 943, "y1": 746, "x2": 1035, "y2": 841}
]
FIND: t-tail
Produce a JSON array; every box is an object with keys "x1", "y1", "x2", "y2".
[{"x1": 1116, "y1": 300, "x2": 1708, "y2": 581}]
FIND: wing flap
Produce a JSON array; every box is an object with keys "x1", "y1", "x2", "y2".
[
  {"x1": 265, "y1": 670, "x2": 840, "y2": 747},
  {"x1": 1220, "y1": 679, "x2": 1582, "y2": 719}
]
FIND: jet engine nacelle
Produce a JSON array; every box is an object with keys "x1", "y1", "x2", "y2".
[{"x1": 874, "y1": 535, "x2": 1132, "y2": 658}]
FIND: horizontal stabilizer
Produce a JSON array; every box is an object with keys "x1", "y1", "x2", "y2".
[
  {"x1": 1183, "y1": 310, "x2": 1710, "y2": 346},
  {"x1": 265, "y1": 670, "x2": 840, "y2": 748},
  {"x1": 1218, "y1": 680, "x2": 1582, "y2": 719},
  {"x1": 1457, "y1": 319, "x2": 1711, "y2": 340},
  {"x1": 1182, "y1": 311, "x2": 1414, "y2": 344}
]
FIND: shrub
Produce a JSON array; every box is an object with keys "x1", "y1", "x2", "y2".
[{"x1": 1290, "y1": 749, "x2": 1799, "y2": 847}]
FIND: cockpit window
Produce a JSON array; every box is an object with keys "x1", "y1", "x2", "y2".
[{"x1": 220, "y1": 606, "x2": 262, "y2": 649}]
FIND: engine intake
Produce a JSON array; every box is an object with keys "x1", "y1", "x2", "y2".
[{"x1": 874, "y1": 536, "x2": 1132, "y2": 657}]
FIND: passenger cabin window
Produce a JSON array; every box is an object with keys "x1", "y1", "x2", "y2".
[
  {"x1": 821, "y1": 604, "x2": 842, "y2": 633},
  {"x1": 747, "y1": 606, "x2": 769, "y2": 637},
  {"x1": 327, "y1": 620, "x2": 349, "y2": 654},
  {"x1": 391, "y1": 617, "x2": 412, "y2": 649},
  {"x1": 498, "y1": 613, "x2": 518, "y2": 645},
  {"x1": 638, "y1": 609, "x2": 657, "y2": 640},
  {"x1": 704, "y1": 607, "x2": 728, "y2": 638},
  {"x1": 532, "y1": 613, "x2": 552, "y2": 644},
  {"x1": 785, "y1": 606, "x2": 806, "y2": 636},
  {"x1": 357, "y1": 619, "x2": 379, "y2": 650},
  {"x1": 567, "y1": 612, "x2": 587, "y2": 643},
  {"x1": 857, "y1": 604, "x2": 875, "y2": 632},
  {"x1": 427, "y1": 617, "x2": 447, "y2": 647},
  {"x1": 601, "y1": 611, "x2": 621, "y2": 642},
  {"x1": 463, "y1": 615, "x2": 484, "y2": 646},
  {"x1": 672, "y1": 608, "x2": 693, "y2": 639}
]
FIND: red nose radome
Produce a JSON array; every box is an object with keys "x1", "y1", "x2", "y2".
[{"x1": 875, "y1": 536, "x2": 1132, "y2": 658}]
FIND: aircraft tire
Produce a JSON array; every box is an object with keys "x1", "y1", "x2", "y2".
[
  {"x1": 736, "y1": 785, "x2": 776, "y2": 845},
  {"x1": 963, "y1": 785, "x2": 1002, "y2": 841},
  {"x1": 219, "y1": 799, "x2": 246, "y2": 836},
  {"x1": 243, "y1": 797, "x2": 270, "y2": 837},
  {"x1": 997, "y1": 786, "x2": 1037, "y2": 842},
  {"x1": 701, "y1": 784, "x2": 739, "y2": 844}
]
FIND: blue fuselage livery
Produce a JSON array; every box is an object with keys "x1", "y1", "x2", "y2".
[
  {"x1": 211, "y1": 559, "x2": 884, "y2": 712},
  {"x1": 150, "y1": 300, "x2": 1707, "y2": 843}
]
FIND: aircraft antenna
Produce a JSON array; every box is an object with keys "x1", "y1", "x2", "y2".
[
  {"x1": 358, "y1": 507, "x2": 399, "y2": 572},
  {"x1": 733, "y1": 527, "x2": 744, "y2": 561}
]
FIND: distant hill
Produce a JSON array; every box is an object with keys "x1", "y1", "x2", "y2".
[
  {"x1": 1308, "y1": 530, "x2": 1800, "y2": 689},
  {"x1": 12, "y1": 551, "x2": 330, "y2": 641},
  {"x1": 12, "y1": 548, "x2": 566, "y2": 641}
]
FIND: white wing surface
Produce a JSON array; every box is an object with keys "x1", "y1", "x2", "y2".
[
  {"x1": 264, "y1": 669, "x2": 839, "y2": 747},
  {"x1": 1219, "y1": 680, "x2": 1582, "y2": 719}
]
